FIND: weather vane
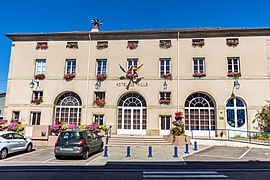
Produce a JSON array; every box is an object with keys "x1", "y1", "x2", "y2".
[{"x1": 118, "y1": 64, "x2": 144, "y2": 90}]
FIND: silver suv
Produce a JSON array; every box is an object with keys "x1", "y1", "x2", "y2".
[{"x1": 0, "y1": 131, "x2": 33, "y2": 159}]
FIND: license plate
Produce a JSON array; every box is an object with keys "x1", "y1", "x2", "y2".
[{"x1": 60, "y1": 147, "x2": 73, "y2": 151}]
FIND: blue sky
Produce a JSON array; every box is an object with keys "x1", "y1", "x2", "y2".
[{"x1": 1, "y1": 0, "x2": 270, "y2": 92}]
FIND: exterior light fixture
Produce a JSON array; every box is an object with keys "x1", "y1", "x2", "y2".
[
  {"x1": 29, "y1": 80, "x2": 39, "y2": 89},
  {"x1": 163, "y1": 80, "x2": 167, "y2": 90},
  {"x1": 95, "y1": 81, "x2": 101, "y2": 90},
  {"x1": 234, "y1": 79, "x2": 240, "y2": 90}
]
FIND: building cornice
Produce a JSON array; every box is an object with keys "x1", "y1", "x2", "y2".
[{"x1": 6, "y1": 27, "x2": 270, "y2": 41}]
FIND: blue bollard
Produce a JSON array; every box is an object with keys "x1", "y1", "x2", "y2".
[
  {"x1": 193, "y1": 141, "x2": 198, "y2": 151},
  {"x1": 126, "y1": 146, "x2": 131, "y2": 157},
  {"x1": 103, "y1": 146, "x2": 108, "y2": 157},
  {"x1": 106, "y1": 135, "x2": 109, "y2": 145},
  {"x1": 148, "y1": 146, "x2": 153, "y2": 157},
  {"x1": 173, "y1": 146, "x2": 178, "y2": 158},
  {"x1": 185, "y1": 143, "x2": 189, "y2": 154}
]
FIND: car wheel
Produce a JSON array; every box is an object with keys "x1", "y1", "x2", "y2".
[
  {"x1": 0, "y1": 148, "x2": 8, "y2": 159},
  {"x1": 26, "y1": 143, "x2": 33, "y2": 152},
  {"x1": 82, "y1": 149, "x2": 89, "y2": 159},
  {"x1": 99, "y1": 142, "x2": 104, "y2": 152},
  {"x1": 55, "y1": 155, "x2": 62, "y2": 160}
]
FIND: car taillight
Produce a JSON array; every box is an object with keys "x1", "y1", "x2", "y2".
[{"x1": 78, "y1": 139, "x2": 85, "y2": 147}]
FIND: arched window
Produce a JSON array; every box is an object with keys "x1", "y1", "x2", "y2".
[
  {"x1": 226, "y1": 98, "x2": 246, "y2": 128},
  {"x1": 54, "y1": 92, "x2": 82, "y2": 125},
  {"x1": 184, "y1": 93, "x2": 216, "y2": 130}
]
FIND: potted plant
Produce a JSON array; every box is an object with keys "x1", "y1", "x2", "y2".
[
  {"x1": 96, "y1": 42, "x2": 108, "y2": 50},
  {"x1": 227, "y1": 72, "x2": 241, "y2": 78},
  {"x1": 66, "y1": 42, "x2": 78, "y2": 49},
  {"x1": 7, "y1": 121, "x2": 24, "y2": 133},
  {"x1": 127, "y1": 41, "x2": 138, "y2": 50},
  {"x1": 159, "y1": 98, "x2": 170, "y2": 105},
  {"x1": 63, "y1": 74, "x2": 76, "y2": 81},
  {"x1": 193, "y1": 72, "x2": 206, "y2": 78},
  {"x1": 35, "y1": 74, "x2": 46, "y2": 80},
  {"x1": 31, "y1": 98, "x2": 43, "y2": 105},
  {"x1": 96, "y1": 74, "x2": 107, "y2": 81},
  {"x1": 226, "y1": 38, "x2": 239, "y2": 47},
  {"x1": 161, "y1": 73, "x2": 172, "y2": 80},
  {"x1": 159, "y1": 40, "x2": 172, "y2": 49},
  {"x1": 93, "y1": 97, "x2": 106, "y2": 108},
  {"x1": 36, "y1": 42, "x2": 48, "y2": 50}
]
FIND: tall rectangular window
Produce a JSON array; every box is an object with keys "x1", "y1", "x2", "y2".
[
  {"x1": 160, "y1": 116, "x2": 171, "y2": 130},
  {"x1": 127, "y1": 58, "x2": 138, "y2": 74},
  {"x1": 65, "y1": 59, "x2": 76, "y2": 74},
  {"x1": 35, "y1": 59, "x2": 46, "y2": 75},
  {"x1": 30, "y1": 112, "x2": 41, "y2": 125},
  {"x1": 193, "y1": 58, "x2": 205, "y2": 73},
  {"x1": 96, "y1": 59, "x2": 107, "y2": 75},
  {"x1": 32, "y1": 91, "x2": 43, "y2": 100},
  {"x1": 93, "y1": 114, "x2": 104, "y2": 125},
  {"x1": 12, "y1": 111, "x2": 20, "y2": 120},
  {"x1": 159, "y1": 92, "x2": 171, "y2": 100},
  {"x1": 95, "y1": 91, "x2": 105, "y2": 99},
  {"x1": 159, "y1": 58, "x2": 171, "y2": 76},
  {"x1": 227, "y1": 57, "x2": 240, "y2": 73}
]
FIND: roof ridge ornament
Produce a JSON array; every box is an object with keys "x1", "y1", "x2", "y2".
[{"x1": 91, "y1": 19, "x2": 102, "y2": 32}]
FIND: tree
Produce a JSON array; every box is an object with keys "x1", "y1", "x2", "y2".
[{"x1": 253, "y1": 100, "x2": 270, "y2": 132}]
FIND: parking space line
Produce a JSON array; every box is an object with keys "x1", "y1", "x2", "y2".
[
  {"x1": 0, "y1": 149, "x2": 46, "y2": 162},
  {"x1": 180, "y1": 157, "x2": 187, "y2": 165},
  {"x1": 197, "y1": 154, "x2": 238, "y2": 160},
  {"x1": 85, "y1": 154, "x2": 103, "y2": 166},
  {"x1": 43, "y1": 157, "x2": 55, "y2": 163},
  {"x1": 239, "y1": 147, "x2": 253, "y2": 159}
]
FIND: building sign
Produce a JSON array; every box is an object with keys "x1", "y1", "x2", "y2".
[{"x1": 116, "y1": 82, "x2": 148, "y2": 88}]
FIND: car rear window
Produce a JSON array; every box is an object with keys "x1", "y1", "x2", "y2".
[{"x1": 59, "y1": 132, "x2": 82, "y2": 140}]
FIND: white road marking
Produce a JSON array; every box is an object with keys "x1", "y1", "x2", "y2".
[
  {"x1": 85, "y1": 154, "x2": 103, "y2": 166},
  {"x1": 43, "y1": 157, "x2": 55, "y2": 163},
  {"x1": 239, "y1": 147, "x2": 253, "y2": 159},
  {"x1": 0, "y1": 149, "x2": 46, "y2": 162},
  {"x1": 180, "y1": 156, "x2": 187, "y2": 165},
  {"x1": 198, "y1": 154, "x2": 238, "y2": 160}
]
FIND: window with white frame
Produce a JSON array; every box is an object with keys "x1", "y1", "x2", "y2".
[
  {"x1": 96, "y1": 59, "x2": 107, "y2": 75},
  {"x1": 35, "y1": 59, "x2": 46, "y2": 75},
  {"x1": 193, "y1": 58, "x2": 205, "y2": 73},
  {"x1": 160, "y1": 115, "x2": 171, "y2": 130},
  {"x1": 32, "y1": 91, "x2": 43, "y2": 100},
  {"x1": 127, "y1": 58, "x2": 138, "y2": 74},
  {"x1": 159, "y1": 92, "x2": 171, "y2": 100},
  {"x1": 65, "y1": 59, "x2": 76, "y2": 74},
  {"x1": 12, "y1": 111, "x2": 20, "y2": 120},
  {"x1": 95, "y1": 91, "x2": 105, "y2": 99},
  {"x1": 227, "y1": 57, "x2": 240, "y2": 73},
  {"x1": 30, "y1": 112, "x2": 41, "y2": 125},
  {"x1": 159, "y1": 58, "x2": 171, "y2": 76},
  {"x1": 93, "y1": 114, "x2": 104, "y2": 125}
]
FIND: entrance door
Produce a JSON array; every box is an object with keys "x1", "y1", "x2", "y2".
[
  {"x1": 117, "y1": 93, "x2": 147, "y2": 135},
  {"x1": 160, "y1": 116, "x2": 171, "y2": 135}
]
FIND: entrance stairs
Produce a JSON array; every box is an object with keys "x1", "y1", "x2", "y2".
[{"x1": 107, "y1": 135, "x2": 172, "y2": 147}]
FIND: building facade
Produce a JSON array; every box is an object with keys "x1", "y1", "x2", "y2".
[
  {"x1": 0, "y1": 93, "x2": 6, "y2": 120},
  {"x1": 4, "y1": 28, "x2": 270, "y2": 136}
]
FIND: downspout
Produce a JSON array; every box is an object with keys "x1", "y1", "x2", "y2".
[
  {"x1": 85, "y1": 32, "x2": 92, "y2": 123},
  {"x1": 177, "y1": 32, "x2": 180, "y2": 111}
]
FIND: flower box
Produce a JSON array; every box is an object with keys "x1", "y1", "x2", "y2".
[
  {"x1": 96, "y1": 74, "x2": 107, "y2": 81},
  {"x1": 174, "y1": 111, "x2": 183, "y2": 120},
  {"x1": 164, "y1": 135, "x2": 190, "y2": 146},
  {"x1": 193, "y1": 72, "x2": 206, "y2": 78},
  {"x1": 226, "y1": 38, "x2": 239, "y2": 47},
  {"x1": 159, "y1": 98, "x2": 170, "y2": 105},
  {"x1": 93, "y1": 98, "x2": 106, "y2": 108},
  {"x1": 36, "y1": 42, "x2": 48, "y2": 50},
  {"x1": 66, "y1": 42, "x2": 78, "y2": 49},
  {"x1": 96, "y1": 41, "x2": 108, "y2": 50},
  {"x1": 31, "y1": 98, "x2": 43, "y2": 105},
  {"x1": 227, "y1": 72, "x2": 241, "y2": 78},
  {"x1": 127, "y1": 41, "x2": 138, "y2": 50},
  {"x1": 63, "y1": 74, "x2": 76, "y2": 81},
  {"x1": 159, "y1": 40, "x2": 172, "y2": 49},
  {"x1": 161, "y1": 73, "x2": 172, "y2": 80},
  {"x1": 192, "y1": 39, "x2": 204, "y2": 47},
  {"x1": 35, "y1": 74, "x2": 46, "y2": 80}
]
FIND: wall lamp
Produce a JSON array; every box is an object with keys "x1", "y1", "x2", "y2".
[
  {"x1": 29, "y1": 80, "x2": 39, "y2": 89},
  {"x1": 163, "y1": 80, "x2": 167, "y2": 90},
  {"x1": 231, "y1": 79, "x2": 240, "y2": 98},
  {"x1": 95, "y1": 81, "x2": 101, "y2": 90}
]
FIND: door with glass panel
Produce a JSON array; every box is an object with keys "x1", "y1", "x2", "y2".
[{"x1": 160, "y1": 116, "x2": 171, "y2": 135}]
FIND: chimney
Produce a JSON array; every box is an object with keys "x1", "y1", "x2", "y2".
[{"x1": 91, "y1": 19, "x2": 102, "y2": 32}]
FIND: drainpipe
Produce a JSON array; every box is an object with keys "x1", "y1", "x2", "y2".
[
  {"x1": 177, "y1": 32, "x2": 180, "y2": 111},
  {"x1": 85, "y1": 32, "x2": 92, "y2": 123}
]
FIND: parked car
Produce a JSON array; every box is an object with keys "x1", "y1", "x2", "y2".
[
  {"x1": 54, "y1": 129, "x2": 104, "y2": 159},
  {"x1": 0, "y1": 131, "x2": 33, "y2": 159}
]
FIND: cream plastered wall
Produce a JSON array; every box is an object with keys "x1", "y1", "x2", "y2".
[{"x1": 4, "y1": 35, "x2": 270, "y2": 134}]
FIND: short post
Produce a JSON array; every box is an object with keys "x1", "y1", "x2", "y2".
[
  {"x1": 191, "y1": 130, "x2": 193, "y2": 138},
  {"x1": 193, "y1": 141, "x2": 198, "y2": 151},
  {"x1": 227, "y1": 130, "x2": 230, "y2": 140},
  {"x1": 103, "y1": 146, "x2": 108, "y2": 157},
  {"x1": 208, "y1": 129, "x2": 211, "y2": 139},
  {"x1": 184, "y1": 143, "x2": 189, "y2": 154},
  {"x1": 148, "y1": 146, "x2": 153, "y2": 157},
  {"x1": 173, "y1": 146, "x2": 178, "y2": 158},
  {"x1": 249, "y1": 132, "x2": 251, "y2": 143},
  {"x1": 106, "y1": 135, "x2": 109, "y2": 145},
  {"x1": 268, "y1": 137, "x2": 270, "y2": 145},
  {"x1": 126, "y1": 146, "x2": 131, "y2": 157}
]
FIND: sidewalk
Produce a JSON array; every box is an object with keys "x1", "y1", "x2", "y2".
[{"x1": 88, "y1": 145, "x2": 209, "y2": 166}]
